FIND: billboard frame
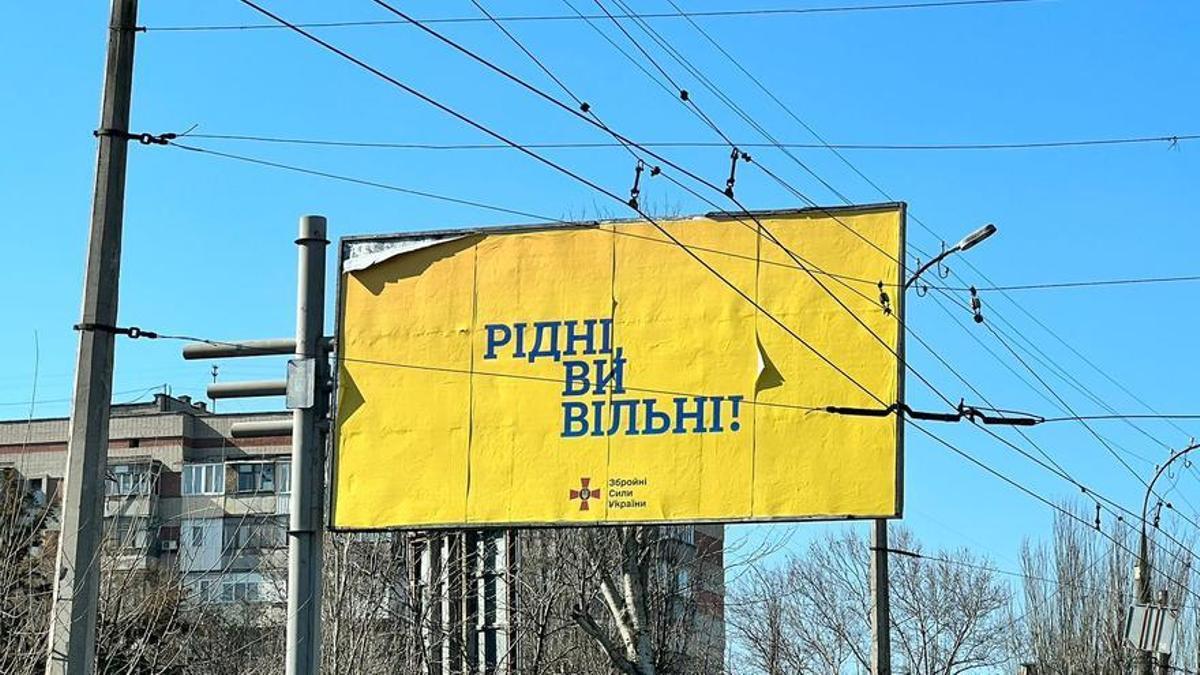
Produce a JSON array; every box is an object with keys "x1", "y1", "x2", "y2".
[{"x1": 327, "y1": 202, "x2": 906, "y2": 532}]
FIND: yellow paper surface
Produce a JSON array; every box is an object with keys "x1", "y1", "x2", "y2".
[{"x1": 333, "y1": 205, "x2": 903, "y2": 528}]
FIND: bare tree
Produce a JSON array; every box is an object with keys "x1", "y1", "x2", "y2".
[
  {"x1": 727, "y1": 525, "x2": 1012, "y2": 675},
  {"x1": 1013, "y1": 504, "x2": 1198, "y2": 674}
]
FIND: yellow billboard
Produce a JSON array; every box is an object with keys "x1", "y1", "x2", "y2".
[{"x1": 331, "y1": 203, "x2": 904, "y2": 529}]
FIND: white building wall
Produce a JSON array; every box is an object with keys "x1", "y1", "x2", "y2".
[{"x1": 179, "y1": 517, "x2": 223, "y2": 573}]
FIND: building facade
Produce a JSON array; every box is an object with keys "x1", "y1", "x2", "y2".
[
  {"x1": 0, "y1": 393, "x2": 292, "y2": 605},
  {"x1": 1, "y1": 394, "x2": 725, "y2": 671}
]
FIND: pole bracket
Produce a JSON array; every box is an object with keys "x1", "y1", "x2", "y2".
[
  {"x1": 73, "y1": 322, "x2": 158, "y2": 339},
  {"x1": 93, "y1": 128, "x2": 176, "y2": 145}
]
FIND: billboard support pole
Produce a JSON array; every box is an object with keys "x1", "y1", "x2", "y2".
[
  {"x1": 288, "y1": 215, "x2": 329, "y2": 675},
  {"x1": 870, "y1": 521, "x2": 892, "y2": 675}
]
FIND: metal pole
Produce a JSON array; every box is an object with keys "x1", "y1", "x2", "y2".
[
  {"x1": 1157, "y1": 589, "x2": 1170, "y2": 675},
  {"x1": 1137, "y1": 529, "x2": 1152, "y2": 675},
  {"x1": 871, "y1": 519, "x2": 892, "y2": 675},
  {"x1": 287, "y1": 215, "x2": 329, "y2": 675},
  {"x1": 46, "y1": 1, "x2": 138, "y2": 672}
]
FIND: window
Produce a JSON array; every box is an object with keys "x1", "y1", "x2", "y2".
[
  {"x1": 234, "y1": 463, "x2": 275, "y2": 493},
  {"x1": 227, "y1": 517, "x2": 285, "y2": 553},
  {"x1": 276, "y1": 460, "x2": 291, "y2": 495},
  {"x1": 182, "y1": 463, "x2": 225, "y2": 495},
  {"x1": 109, "y1": 517, "x2": 148, "y2": 550},
  {"x1": 25, "y1": 477, "x2": 46, "y2": 505},
  {"x1": 191, "y1": 525, "x2": 204, "y2": 548},
  {"x1": 107, "y1": 464, "x2": 149, "y2": 496},
  {"x1": 221, "y1": 581, "x2": 261, "y2": 603}
]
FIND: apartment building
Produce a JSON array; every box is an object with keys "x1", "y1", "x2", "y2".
[
  {"x1": 1, "y1": 393, "x2": 725, "y2": 670},
  {"x1": 0, "y1": 393, "x2": 293, "y2": 605}
]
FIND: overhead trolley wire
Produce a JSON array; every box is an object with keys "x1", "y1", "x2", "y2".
[
  {"x1": 905, "y1": 298, "x2": 1200, "y2": 566},
  {"x1": 223, "y1": 1, "x2": 1190, "y2": 557},
  {"x1": 655, "y1": 0, "x2": 1200, "y2": 525},
  {"x1": 638, "y1": 0, "x2": 1200, "y2": 551},
  {"x1": 605, "y1": 0, "x2": 1198, "y2": 528},
  {"x1": 142, "y1": 0, "x2": 1051, "y2": 32},
  {"x1": 601, "y1": 0, "x2": 858, "y2": 206},
  {"x1": 234, "y1": 0, "x2": 890, "y2": 406},
  {"x1": 927, "y1": 286, "x2": 1200, "y2": 532},
  {"x1": 912, "y1": 421, "x2": 1200, "y2": 606},
  {"x1": 372, "y1": 0, "x2": 1200, "y2": 535},
  {"x1": 1042, "y1": 414, "x2": 1200, "y2": 424},
  {"x1": 357, "y1": 0, "x2": 963, "y2": 412}
]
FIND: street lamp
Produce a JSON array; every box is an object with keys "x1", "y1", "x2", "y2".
[
  {"x1": 903, "y1": 223, "x2": 996, "y2": 291},
  {"x1": 1135, "y1": 441, "x2": 1200, "y2": 675},
  {"x1": 871, "y1": 222, "x2": 998, "y2": 675}
]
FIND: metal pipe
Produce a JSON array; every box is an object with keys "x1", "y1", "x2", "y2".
[
  {"x1": 208, "y1": 380, "x2": 287, "y2": 399},
  {"x1": 1137, "y1": 441, "x2": 1200, "y2": 675},
  {"x1": 183, "y1": 338, "x2": 297, "y2": 360},
  {"x1": 182, "y1": 336, "x2": 334, "y2": 360},
  {"x1": 230, "y1": 420, "x2": 294, "y2": 438},
  {"x1": 287, "y1": 215, "x2": 328, "y2": 675}
]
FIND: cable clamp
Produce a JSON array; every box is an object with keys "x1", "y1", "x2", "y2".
[
  {"x1": 93, "y1": 129, "x2": 178, "y2": 145},
  {"x1": 627, "y1": 159, "x2": 660, "y2": 210},
  {"x1": 73, "y1": 323, "x2": 159, "y2": 340},
  {"x1": 724, "y1": 147, "x2": 752, "y2": 198},
  {"x1": 877, "y1": 281, "x2": 892, "y2": 316}
]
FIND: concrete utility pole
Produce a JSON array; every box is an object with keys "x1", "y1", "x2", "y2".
[
  {"x1": 870, "y1": 519, "x2": 892, "y2": 675},
  {"x1": 46, "y1": 1, "x2": 138, "y2": 672},
  {"x1": 287, "y1": 215, "x2": 329, "y2": 675}
]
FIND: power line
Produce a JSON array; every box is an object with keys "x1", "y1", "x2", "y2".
[
  {"x1": 169, "y1": 142, "x2": 571, "y2": 225},
  {"x1": 0, "y1": 385, "x2": 171, "y2": 408},
  {"x1": 908, "y1": 287, "x2": 1200, "y2": 563},
  {"x1": 223, "y1": 1, "x2": 1198, "y2": 566},
  {"x1": 625, "y1": 0, "x2": 1200, "y2": 540},
  {"x1": 912, "y1": 422, "x2": 1200, "y2": 606},
  {"x1": 692, "y1": 0, "x2": 1200, "y2": 528},
  {"x1": 169, "y1": 134, "x2": 1200, "y2": 293},
  {"x1": 647, "y1": 0, "x2": 1194, "y2": 492},
  {"x1": 163, "y1": 136, "x2": 1200, "y2": 300},
  {"x1": 449, "y1": 0, "x2": 959, "y2": 407},
  {"x1": 143, "y1": 0, "x2": 1051, "y2": 32},
  {"x1": 363, "y1": 0, "x2": 962, "y2": 409},
  {"x1": 880, "y1": 545, "x2": 1111, "y2": 594},
  {"x1": 179, "y1": 131, "x2": 1200, "y2": 153},
  {"x1": 218, "y1": 2, "x2": 1190, "y2": 554},
  {"x1": 644, "y1": 0, "x2": 1197, "y2": 510},
  {"x1": 649, "y1": 0, "x2": 1200, "y2": 559},
  {"x1": 1042, "y1": 414, "x2": 1200, "y2": 424},
  {"x1": 234, "y1": 0, "x2": 892, "y2": 407}
]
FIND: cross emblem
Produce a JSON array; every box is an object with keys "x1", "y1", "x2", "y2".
[{"x1": 569, "y1": 477, "x2": 600, "y2": 511}]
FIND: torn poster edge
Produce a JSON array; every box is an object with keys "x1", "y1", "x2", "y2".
[{"x1": 343, "y1": 235, "x2": 466, "y2": 273}]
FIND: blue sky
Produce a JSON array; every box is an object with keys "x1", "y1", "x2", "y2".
[{"x1": 2, "y1": 0, "x2": 1198, "y2": 579}]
